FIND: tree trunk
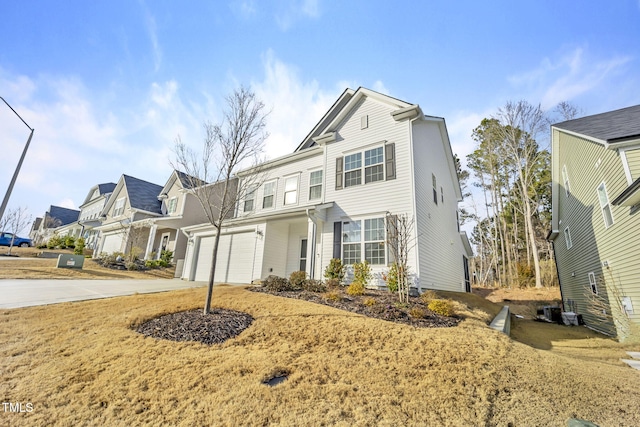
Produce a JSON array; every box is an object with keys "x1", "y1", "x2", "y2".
[{"x1": 203, "y1": 224, "x2": 223, "y2": 314}]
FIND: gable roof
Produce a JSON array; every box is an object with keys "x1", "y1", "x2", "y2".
[
  {"x1": 553, "y1": 105, "x2": 640, "y2": 144},
  {"x1": 81, "y1": 182, "x2": 117, "y2": 206},
  {"x1": 48, "y1": 205, "x2": 80, "y2": 227},
  {"x1": 123, "y1": 175, "x2": 163, "y2": 214}
]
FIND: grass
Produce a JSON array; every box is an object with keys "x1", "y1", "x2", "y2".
[
  {"x1": 0, "y1": 247, "x2": 175, "y2": 279},
  {"x1": 1, "y1": 285, "x2": 639, "y2": 426}
]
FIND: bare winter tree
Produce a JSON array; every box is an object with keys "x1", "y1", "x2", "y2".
[
  {"x1": 386, "y1": 213, "x2": 416, "y2": 303},
  {"x1": 553, "y1": 101, "x2": 583, "y2": 122},
  {"x1": 4, "y1": 206, "x2": 32, "y2": 255},
  {"x1": 172, "y1": 86, "x2": 269, "y2": 314}
]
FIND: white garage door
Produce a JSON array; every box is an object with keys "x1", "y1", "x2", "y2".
[
  {"x1": 194, "y1": 232, "x2": 255, "y2": 283},
  {"x1": 101, "y1": 233, "x2": 124, "y2": 255}
]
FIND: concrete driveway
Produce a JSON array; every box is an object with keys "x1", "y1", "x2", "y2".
[{"x1": 0, "y1": 279, "x2": 207, "y2": 309}]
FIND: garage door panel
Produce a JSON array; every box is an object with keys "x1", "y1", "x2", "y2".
[
  {"x1": 101, "y1": 234, "x2": 124, "y2": 255},
  {"x1": 194, "y1": 233, "x2": 254, "y2": 283}
]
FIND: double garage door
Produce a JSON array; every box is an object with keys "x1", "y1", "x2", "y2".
[
  {"x1": 101, "y1": 233, "x2": 124, "y2": 255},
  {"x1": 194, "y1": 232, "x2": 255, "y2": 283}
]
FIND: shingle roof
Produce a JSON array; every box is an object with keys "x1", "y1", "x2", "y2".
[
  {"x1": 553, "y1": 105, "x2": 640, "y2": 143},
  {"x1": 97, "y1": 183, "x2": 117, "y2": 195},
  {"x1": 123, "y1": 175, "x2": 163, "y2": 214},
  {"x1": 48, "y1": 206, "x2": 80, "y2": 226},
  {"x1": 175, "y1": 170, "x2": 206, "y2": 189}
]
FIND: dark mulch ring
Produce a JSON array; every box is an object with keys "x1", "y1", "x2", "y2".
[
  {"x1": 250, "y1": 287, "x2": 460, "y2": 328},
  {"x1": 136, "y1": 309, "x2": 254, "y2": 345}
]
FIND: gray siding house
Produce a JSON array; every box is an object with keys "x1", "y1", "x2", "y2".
[{"x1": 549, "y1": 105, "x2": 640, "y2": 342}]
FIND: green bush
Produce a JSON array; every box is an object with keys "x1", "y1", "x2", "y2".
[
  {"x1": 64, "y1": 235, "x2": 76, "y2": 249},
  {"x1": 74, "y1": 237, "x2": 85, "y2": 255},
  {"x1": 47, "y1": 235, "x2": 63, "y2": 249},
  {"x1": 263, "y1": 275, "x2": 293, "y2": 292},
  {"x1": 145, "y1": 260, "x2": 159, "y2": 268},
  {"x1": 301, "y1": 279, "x2": 326, "y2": 293},
  {"x1": 289, "y1": 270, "x2": 307, "y2": 289},
  {"x1": 160, "y1": 250, "x2": 173, "y2": 264},
  {"x1": 158, "y1": 259, "x2": 169, "y2": 268},
  {"x1": 385, "y1": 263, "x2": 399, "y2": 293},
  {"x1": 346, "y1": 281, "x2": 365, "y2": 296},
  {"x1": 428, "y1": 299, "x2": 455, "y2": 317},
  {"x1": 324, "y1": 258, "x2": 345, "y2": 282},
  {"x1": 353, "y1": 260, "x2": 371, "y2": 286}
]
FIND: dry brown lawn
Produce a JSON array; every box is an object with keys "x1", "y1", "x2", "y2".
[
  {"x1": 0, "y1": 247, "x2": 175, "y2": 279},
  {"x1": 1, "y1": 285, "x2": 639, "y2": 426}
]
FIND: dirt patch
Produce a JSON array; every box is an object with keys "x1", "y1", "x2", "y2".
[
  {"x1": 136, "y1": 308, "x2": 253, "y2": 345},
  {"x1": 472, "y1": 286, "x2": 561, "y2": 317}
]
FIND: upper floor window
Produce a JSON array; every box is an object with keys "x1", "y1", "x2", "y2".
[
  {"x1": 336, "y1": 143, "x2": 395, "y2": 190},
  {"x1": 243, "y1": 186, "x2": 256, "y2": 212},
  {"x1": 562, "y1": 165, "x2": 570, "y2": 197},
  {"x1": 284, "y1": 176, "x2": 298, "y2": 205},
  {"x1": 432, "y1": 174, "x2": 438, "y2": 205},
  {"x1": 113, "y1": 198, "x2": 125, "y2": 217},
  {"x1": 344, "y1": 153, "x2": 362, "y2": 187},
  {"x1": 364, "y1": 147, "x2": 384, "y2": 184},
  {"x1": 564, "y1": 227, "x2": 572, "y2": 249},
  {"x1": 597, "y1": 182, "x2": 614, "y2": 228},
  {"x1": 167, "y1": 197, "x2": 178, "y2": 214},
  {"x1": 262, "y1": 181, "x2": 276, "y2": 209},
  {"x1": 309, "y1": 170, "x2": 322, "y2": 200}
]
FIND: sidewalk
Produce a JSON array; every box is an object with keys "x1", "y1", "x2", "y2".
[{"x1": 0, "y1": 279, "x2": 206, "y2": 309}]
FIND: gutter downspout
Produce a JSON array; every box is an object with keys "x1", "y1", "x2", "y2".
[{"x1": 306, "y1": 208, "x2": 319, "y2": 279}]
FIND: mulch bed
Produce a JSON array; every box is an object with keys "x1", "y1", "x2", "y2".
[
  {"x1": 136, "y1": 308, "x2": 254, "y2": 345},
  {"x1": 251, "y1": 287, "x2": 460, "y2": 328}
]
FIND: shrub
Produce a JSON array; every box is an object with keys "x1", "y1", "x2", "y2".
[
  {"x1": 325, "y1": 278, "x2": 340, "y2": 289},
  {"x1": 157, "y1": 259, "x2": 169, "y2": 268},
  {"x1": 385, "y1": 263, "x2": 399, "y2": 293},
  {"x1": 289, "y1": 270, "x2": 307, "y2": 289},
  {"x1": 263, "y1": 275, "x2": 293, "y2": 292},
  {"x1": 37, "y1": 243, "x2": 47, "y2": 249},
  {"x1": 125, "y1": 261, "x2": 139, "y2": 271},
  {"x1": 353, "y1": 260, "x2": 371, "y2": 286},
  {"x1": 428, "y1": 299, "x2": 455, "y2": 317},
  {"x1": 145, "y1": 260, "x2": 159, "y2": 268},
  {"x1": 346, "y1": 281, "x2": 365, "y2": 296},
  {"x1": 160, "y1": 250, "x2": 173, "y2": 264},
  {"x1": 419, "y1": 290, "x2": 439, "y2": 305},
  {"x1": 324, "y1": 291, "x2": 341, "y2": 302},
  {"x1": 74, "y1": 237, "x2": 85, "y2": 255},
  {"x1": 324, "y1": 258, "x2": 345, "y2": 282},
  {"x1": 409, "y1": 307, "x2": 426, "y2": 319},
  {"x1": 47, "y1": 235, "x2": 63, "y2": 249},
  {"x1": 363, "y1": 297, "x2": 376, "y2": 307},
  {"x1": 64, "y1": 235, "x2": 76, "y2": 249},
  {"x1": 301, "y1": 279, "x2": 326, "y2": 293}
]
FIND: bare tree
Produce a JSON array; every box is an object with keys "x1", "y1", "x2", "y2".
[
  {"x1": 4, "y1": 206, "x2": 32, "y2": 255},
  {"x1": 386, "y1": 213, "x2": 417, "y2": 303},
  {"x1": 553, "y1": 101, "x2": 582, "y2": 122},
  {"x1": 173, "y1": 86, "x2": 268, "y2": 314}
]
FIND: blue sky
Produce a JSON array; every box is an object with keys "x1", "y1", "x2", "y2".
[{"x1": 1, "y1": 0, "x2": 640, "y2": 234}]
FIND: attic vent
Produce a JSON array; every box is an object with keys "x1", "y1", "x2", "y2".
[{"x1": 361, "y1": 115, "x2": 368, "y2": 129}]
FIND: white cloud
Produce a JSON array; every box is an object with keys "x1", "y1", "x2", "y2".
[
  {"x1": 274, "y1": 0, "x2": 321, "y2": 31},
  {"x1": 508, "y1": 47, "x2": 631, "y2": 109},
  {"x1": 140, "y1": 0, "x2": 162, "y2": 72},
  {"x1": 251, "y1": 50, "x2": 341, "y2": 160},
  {"x1": 371, "y1": 80, "x2": 390, "y2": 95}
]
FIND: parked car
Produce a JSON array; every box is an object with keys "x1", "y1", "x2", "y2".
[{"x1": 0, "y1": 232, "x2": 33, "y2": 247}]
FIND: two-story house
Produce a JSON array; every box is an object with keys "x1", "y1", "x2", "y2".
[
  {"x1": 549, "y1": 105, "x2": 640, "y2": 342},
  {"x1": 31, "y1": 205, "x2": 81, "y2": 245},
  {"x1": 94, "y1": 174, "x2": 163, "y2": 256},
  {"x1": 180, "y1": 87, "x2": 472, "y2": 292}
]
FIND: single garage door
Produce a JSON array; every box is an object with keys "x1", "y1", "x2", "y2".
[
  {"x1": 194, "y1": 232, "x2": 255, "y2": 283},
  {"x1": 101, "y1": 233, "x2": 124, "y2": 255}
]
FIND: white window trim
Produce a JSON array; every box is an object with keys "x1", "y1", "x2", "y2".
[
  {"x1": 343, "y1": 145, "x2": 386, "y2": 188},
  {"x1": 113, "y1": 197, "x2": 125, "y2": 217},
  {"x1": 562, "y1": 165, "x2": 571, "y2": 197},
  {"x1": 284, "y1": 175, "x2": 299, "y2": 206},
  {"x1": 243, "y1": 186, "x2": 257, "y2": 212},
  {"x1": 588, "y1": 272, "x2": 598, "y2": 295},
  {"x1": 564, "y1": 227, "x2": 572, "y2": 249},
  {"x1": 309, "y1": 170, "x2": 323, "y2": 201},
  {"x1": 262, "y1": 180, "x2": 276, "y2": 210},
  {"x1": 341, "y1": 216, "x2": 386, "y2": 266},
  {"x1": 597, "y1": 182, "x2": 614, "y2": 228},
  {"x1": 167, "y1": 196, "x2": 178, "y2": 214}
]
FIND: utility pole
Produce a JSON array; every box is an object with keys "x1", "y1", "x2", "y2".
[{"x1": 0, "y1": 96, "x2": 34, "y2": 225}]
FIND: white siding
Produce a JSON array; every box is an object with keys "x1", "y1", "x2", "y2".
[
  {"x1": 412, "y1": 120, "x2": 466, "y2": 292},
  {"x1": 286, "y1": 222, "x2": 308, "y2": 275},
  {"x1": 261, "y1": 221, "x2": 290, "y2": 278}
]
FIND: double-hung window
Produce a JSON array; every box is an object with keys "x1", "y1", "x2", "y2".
[
  {"x1": 284, "y1": 176, "x2": 298, "y2": 205},
  {"x1": 341, "y1": 217, "x2": 386, "y2": 265},
  {"x1": 244, "y1": 186, "x2": 256, "y2": 212},
  {"x1": 113, "y1": 198, "x2": 125, "y2": 217},
  {"x1": 309, "y1": 170, "x2": 322, "y2": 200},
  {"x1": 263, "y1": 181, "x2": 276, "y2": 209},
  {"x1": 344, "y1": 153, "x2": 362, "y2": 187},
  {"x1": 597, "y1": 182, "x2": 614, "y2": 228},
  {"x1": 167, "y1": 197, "x2": 178, "y2": 214},
  {"x1": 364, "y1": 147, "x2": 384, "y2": 183}
]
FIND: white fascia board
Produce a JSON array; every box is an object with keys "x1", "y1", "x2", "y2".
[
  {"x1": 551, "y1": 126, "x2": 607, "y2": 147},
  {"x1": 236, "y1": 145, "x2": 323, "y2": 177}
]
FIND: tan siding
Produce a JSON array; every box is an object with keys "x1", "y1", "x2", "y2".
[
  {"x1": 625, "y1": 148, "x2": 640, "y2": 181},
  {"x1": 555, "y1": 131, "x2": 640, "y2": 338}
]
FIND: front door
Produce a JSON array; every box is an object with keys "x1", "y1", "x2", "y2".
[{"x1": 299, "y1": 238, "x2": 308, "y2": 272}]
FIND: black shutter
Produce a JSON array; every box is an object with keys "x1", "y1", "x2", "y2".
[
  {"x1": 335, "y1": 157, "x2": 343, "y2": 190},
  {"x1": 385, "y1": 143, "x2": 396, "y2": 180},
  {"x1": 333, "y1": 221, "x2": 342, "y2": 260}
]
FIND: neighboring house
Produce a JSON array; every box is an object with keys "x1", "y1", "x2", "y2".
[
  {"x1": 549, "y1": 105, "x2": 640, "y2": 342},
  {"x1": 180, "y1": 87, "x2": 472, "y2": 292},
  {"x1": 32, "y1": 205, "x2": 80, "y2": 245},
  {"x1": 94, "y1": 175, "x2": 163, "y2": 257},
  {"x1": 76, "y1": 182, "x2": 117, "y2": 251},
  {"x1": 28, "y1": 217, "x2": 42, "y2": 242}
]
